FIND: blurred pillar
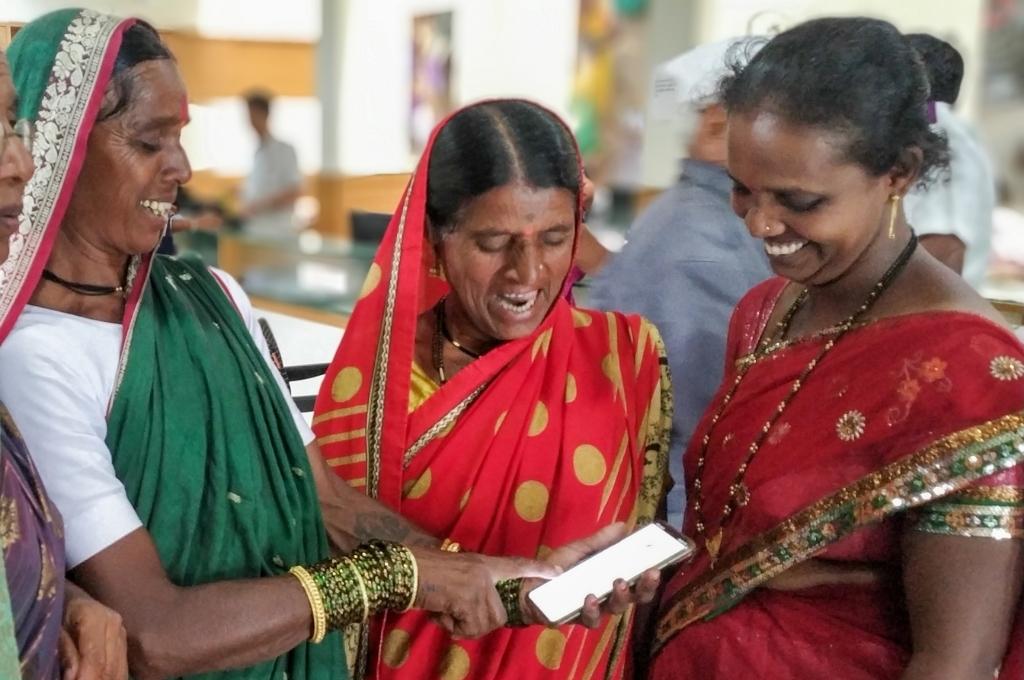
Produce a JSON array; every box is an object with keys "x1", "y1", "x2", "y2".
[
  {"x1": 318, "y1": 0, "x2": 345, "y2": 176},
  {"x1": 638, "y1": 0, "x2": 702, "y2": 188},
  {"x1": 317, "y1": 0, "x2": 347, "y2": 234}
]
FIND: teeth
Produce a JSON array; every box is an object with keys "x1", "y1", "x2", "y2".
[
  {"x1": 496, "y1": 291, "x2": 539, "y2": 314},
  {"x1": 764, "y1": 240, "x2": 807, "y2": 257},
  {"x1": 140, "y1": 200, "x2": 174, "y2": 217}
]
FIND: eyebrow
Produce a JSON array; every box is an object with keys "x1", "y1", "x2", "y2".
[
  {"x1": 727, "y1": 173, "x2": 821, "y2": 196},
  {"x1": 133, "y1": 114, "x2": 190, "y2": 132},
  {"x1": 472, "y1": 224, "x2": 573, "y2": 236}
]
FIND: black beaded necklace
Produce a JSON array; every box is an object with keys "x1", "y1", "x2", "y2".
[
  {"x1": 41, "y1": 268, "x2": 126, "y2": 297},
  {"x1": 432, "y1": 300, "x2": 483, "y2": 384}
]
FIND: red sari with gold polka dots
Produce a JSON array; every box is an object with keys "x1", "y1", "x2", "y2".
[{"x1": 312, "y1": 101, "x2": 672, "y2": 680}]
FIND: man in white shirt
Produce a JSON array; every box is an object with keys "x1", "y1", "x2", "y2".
[
  {"x1": 238, "y1": 91, "x2": 302, "y2": 238},
  {"x1": 904, "y1": 34, "x2": 996, "y2": 288}
]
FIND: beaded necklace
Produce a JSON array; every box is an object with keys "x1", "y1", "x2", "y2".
[{"x1": 691, "y1": 234, "x2": 918, "y2": 565}]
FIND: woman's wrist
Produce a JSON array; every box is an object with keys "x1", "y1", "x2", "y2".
[
  {"x1": 497, "y1": 578, "x2": 528, "y2": 627},
  {"x1": 289, "y1": 541, "x2": 419, "y2": 643}
]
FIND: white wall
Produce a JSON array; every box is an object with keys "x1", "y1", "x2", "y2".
[
  {"x1": 328, "y1": 0, "x2": 579, "y2": 175},
  {"x1": 196, "y1": 0, "x2": 320, "y2": 41},
  {"x1": 2, "y1": 0, "x2": 199, "y2": 28},
  {"x1": 2, "y1": 0, "x2": 319, "y2": 41}
]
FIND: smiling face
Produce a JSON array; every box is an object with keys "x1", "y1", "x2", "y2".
[
  {"x1": 436, "y1": 182, "x2": 576, "y2": 343},
  {"x1": 61, "y1": 59, "x2": 191, "y2": 256},
  {"x1": 727, "y1": 110, "x2": 910, "y2": 286},
  {"x1": 0, "y1": 52, "x2": 34, "y2": 264}
]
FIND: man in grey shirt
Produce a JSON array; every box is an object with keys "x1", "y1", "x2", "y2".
[{"x1": 587, "y1": 39, "x2": 771, "y2": 528}]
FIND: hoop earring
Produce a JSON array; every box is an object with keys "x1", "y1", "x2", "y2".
[
  {"x1": 887, "y1": 194, "x2": 900, "y2": 240},
  {"x1": 429, "y1": 262, "x2": 446, "y2": 280}
]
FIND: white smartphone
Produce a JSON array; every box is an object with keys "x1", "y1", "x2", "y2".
[{"x1": 527, "y1": 522, "x2": 696, "y2": 626}]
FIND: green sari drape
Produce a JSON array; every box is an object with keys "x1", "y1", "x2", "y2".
[{"x1": 105, "y1": 255, "x2": 345, "y2": 679}]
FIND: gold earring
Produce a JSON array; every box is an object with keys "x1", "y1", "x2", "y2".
[
  {"x1": 430, "y1": 262, "x2": 446, "y2": 280},
  {"x1": 887, "y1": 194, "x2": 900, "y2": 240}
]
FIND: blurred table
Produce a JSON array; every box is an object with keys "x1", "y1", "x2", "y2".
[{"x1": 178, "y1": 230, "x2": 378, "y2": 328}]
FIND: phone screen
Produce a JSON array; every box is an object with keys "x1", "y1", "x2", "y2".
[{"x1": 527, "y1": 523, "x2": 694, "y2": 625}]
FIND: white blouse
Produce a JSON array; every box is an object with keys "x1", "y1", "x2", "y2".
[{"x1": 0, "y1": 269, "x2": 314, "y2": 567}]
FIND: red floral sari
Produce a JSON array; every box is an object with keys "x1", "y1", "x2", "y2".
[
  {"x1": 312, "y1": 101, "x2": 672, "y2": 680},
  {"x1": 652, "y1": 278, "x2": 1024, "y2": 679}
]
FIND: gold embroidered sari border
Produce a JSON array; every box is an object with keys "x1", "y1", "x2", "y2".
[
  {"x1": 402, "y1": 383, "x2": 487, "y2": 467},
  {"x1": 941, "y1": 485, "x2": 1024, "y2": 505},
  {"x1": 909, "y1": 501, "x2": 1024, "y2": 539},
  {"x1": 653, "y1": 412, "x2": 1024, "y2": 653},
  {"x1": 366, "y1": 176, "x2": 415, "y2": 499}
]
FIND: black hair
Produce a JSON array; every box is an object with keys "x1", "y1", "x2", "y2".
[
  {"x1": 721, "y1": 17, "x2": 950, "y2": 187},
  {"x1": 98, "y1": 20, "x2": 173, "y2": 121},
  {"x1": 244, "y1": 91, "x2": 272, "y2": 116},
  {"x1": 426, "y1": 100, "x2": 580, "y2": 240},
  {"x1": 905, "y1": 33, "x2": 964, "y2": 105}
]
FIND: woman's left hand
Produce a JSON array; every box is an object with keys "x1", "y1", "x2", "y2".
[
  {"x1": 59, "y1": 582, "x2": 128, "y2": 680},
  {"x1": 521, "y1": 523, "x2": 661, "y2": 629}
]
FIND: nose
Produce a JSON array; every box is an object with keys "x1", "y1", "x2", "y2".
[
  {"x1": 165, "y1": 140, "x2": 192, "y2": 186},
  {"x1": 509, "y1": 240, "x2": 543, "y2": 286},
  {"x1": 742, "y1": 202, "x2": 784, "y2": 239},
  {"x1": 0, "y1": 134, "x2": 34, "y2": 185}
]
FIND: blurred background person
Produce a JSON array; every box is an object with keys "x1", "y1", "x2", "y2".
[
  {"x1": 239, "y1": 90, "x2": 303, "y2": 238},
  {"x1": 587, "y1": 37, "x2": 771, "y2": 528},
  {"x1": 904, "y1": 32, "x2": 997, "y2": 288}
]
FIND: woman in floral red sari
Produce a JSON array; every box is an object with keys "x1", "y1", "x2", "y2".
[
  {"x1": 313, "y1": 99, "x2": 672, "y2": 679},
  {"x1": 651, "y1": 18, "x2": 1024, "y2": 680}
]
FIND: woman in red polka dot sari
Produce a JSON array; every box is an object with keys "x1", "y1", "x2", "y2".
[{"x1": 313, "y1": 100, "x2": 672, "y2": 679}]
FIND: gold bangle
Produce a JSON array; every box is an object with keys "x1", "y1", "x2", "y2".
[
  {"x1": 289, "y1": 565, "x2": 327, "y2": 643},
  {"x1": 402, "y1": 546, "x2": 419, "y2": 611},
  {"x1": 440, "y1": 539, "x2": 462, "y2": 553}
]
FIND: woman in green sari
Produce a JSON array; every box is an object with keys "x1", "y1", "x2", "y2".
[{"x1": 0, "y1": 9, "x2": 645, "y2": 679}]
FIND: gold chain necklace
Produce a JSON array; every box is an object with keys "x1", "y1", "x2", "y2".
[
  {"x1": 432, "y1": 299, "x2": 484, "y2": 384},
  {"x1": 691, "y1": 234, "x2": 918, "y2": 565}
]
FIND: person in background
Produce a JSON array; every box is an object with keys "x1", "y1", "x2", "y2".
[
  {"x1": 903, "y1": 33, "x2": 996, "y2": 288},
  {"x1": 587, "y1": 37, "x2": 772, "y2": 528},
  {"x1": 238, "y1": 90, "x2": 302, "y2": 238},
  {"x1": 0, "y1": 43, "x2": 127, "y2": 680}
]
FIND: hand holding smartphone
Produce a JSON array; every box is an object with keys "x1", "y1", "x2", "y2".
[{"x1": 527, "y1": 522, "x2": 695, "y2": 626}]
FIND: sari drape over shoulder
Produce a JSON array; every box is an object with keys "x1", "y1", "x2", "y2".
[
  {"x1": 0, "y1": 405, "x2": 64, "y2": 679},
  {"x1": 653, "y1": 278, "x2": 1024, "y2": 679},
  {"x1": 312, "y1": 101, "x2": 673, "y2": 680},
  {"x1": 2, "y1": 9, "x2": 344, "y2": 678}
]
